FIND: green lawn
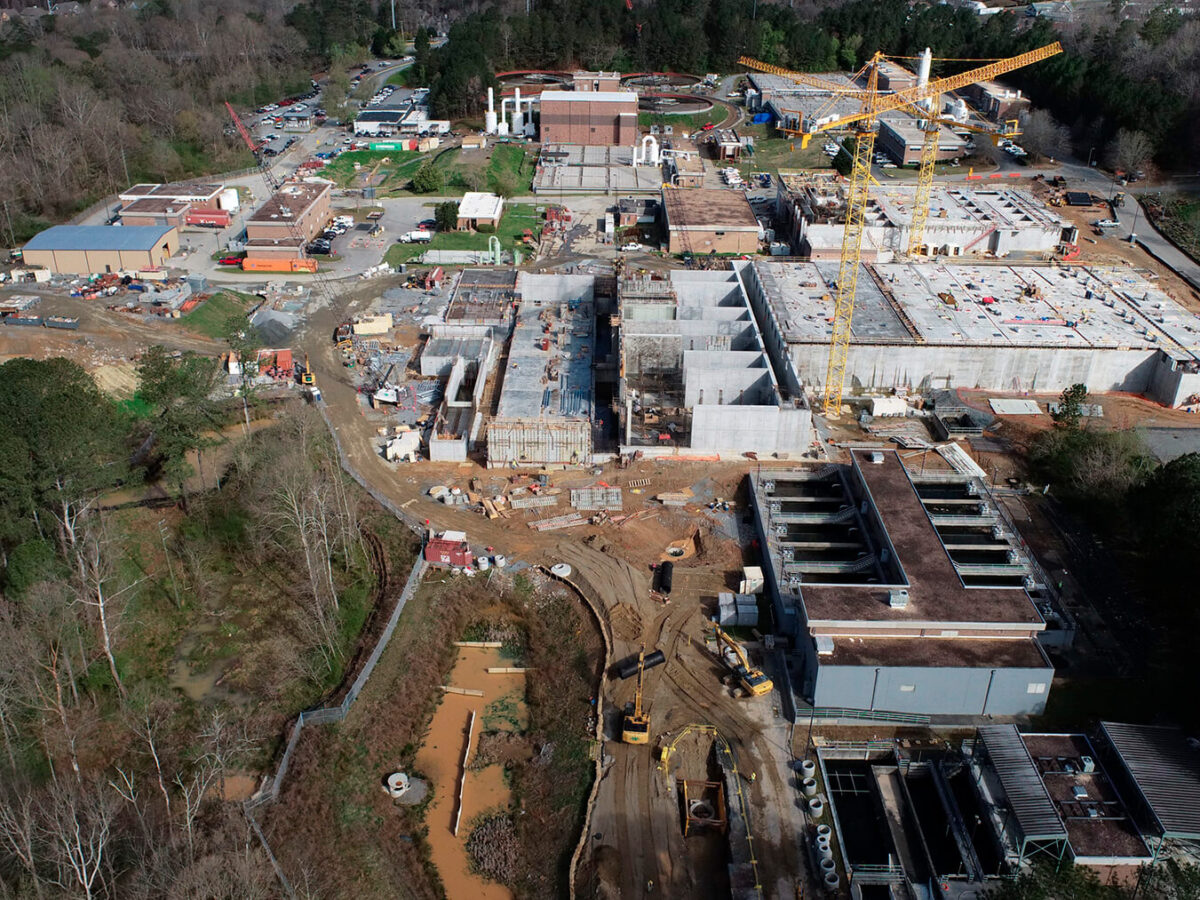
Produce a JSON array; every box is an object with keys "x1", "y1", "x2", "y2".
[
  {"x1": 321, "y1": 150, "x2": 424, "y2": 190},
  {"x1": 180, "y1": 290, "x2": 254, "y2": 339},
  {"x1": 1144, "y1": 193, "x2": 1200, "y2": 264},
  {"x1": 384, "y1": 202, "x2": 541, "y2": 266},
  {"x1": 485, "y1": 143, "x2": 535, "y2": 195},
  {"x1": 734, "y1": 125, "x2": 835, "y2": 180},
  {"x1": 638, "y1": 111, "x2": 718, "y2": 134}
]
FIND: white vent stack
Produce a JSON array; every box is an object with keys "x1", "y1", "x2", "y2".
[
  {"x1": 512, "y1": 87, "x2": 525, "y2": 136},
  {"x1": 485, "y1": 87, "x2": 498, "y2": 134},
  {"x1": 917, "y1": 47, "x2": 934, "y2": 113},
  {"x1": 498, "y1": 97, "x2": 510, "y2": 135}
]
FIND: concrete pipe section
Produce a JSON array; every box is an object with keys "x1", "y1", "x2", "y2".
[
  {"x1": 808, "y1": 797, "x2": 825, "y2": 817},
  {"x1": 802, "y1": 777, "x2": 818, "y2": 796},
  {"x1": 550, "y1": 563, "x2": 573, "y2": 578}
]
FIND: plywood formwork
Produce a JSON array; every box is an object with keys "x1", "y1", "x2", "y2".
[{"x1": 486, "y1": 418, "x2": 592, "y2": 468}]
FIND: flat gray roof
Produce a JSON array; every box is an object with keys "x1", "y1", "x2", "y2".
[
  {"x1": 1101, "y1": 722, "x2": 1200, "y2": 839},
  {"x1": 978, "y1": 724, "x2": 1069, "y2": 843},
  {"x1": 25, "y1": 225, "x2": 174, "y2": 252}
]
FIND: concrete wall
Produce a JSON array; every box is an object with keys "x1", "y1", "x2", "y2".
[
  {"x1": 1147, "y1": 350, "x2": 1200, "y2": 407},
  {"x1": 683, "y1": 362, "x2": 773, "y2": 407},
  {"x1": 788, "y1": 341, "x2": 1163, "y2": 396},
  {"x1": 812, "y1": 661, "x2": 1053, "y2": 716},
  {"x1": 691, "y1": 403, "x2": 812, "y2": 455}
]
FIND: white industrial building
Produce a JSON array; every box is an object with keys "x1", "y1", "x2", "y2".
[{"x1": 739, "y1": 259, "x2": 1200, "y2": 406}]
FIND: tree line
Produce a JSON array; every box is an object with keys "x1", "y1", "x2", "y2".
[
  {"x1": 0, "y1": 331, "x2": 392, "y2": 895},
  {"x1": 412, "y1": 0, "x2": 1196, "y2": 171}
]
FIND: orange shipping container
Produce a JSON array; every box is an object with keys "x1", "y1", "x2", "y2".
[{"x1": 241, "y1": 258, "x2": 318, "y2": 273}]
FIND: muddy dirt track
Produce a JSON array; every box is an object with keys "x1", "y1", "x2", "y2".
[{"x1": 297, "y1": 281, "x2": 809, "y2": 897}]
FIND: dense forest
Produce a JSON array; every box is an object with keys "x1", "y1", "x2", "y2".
[
  {"x1": 416, "y1": 0, "x2": 1200, "y2": 172},
  {"x1": 0, "y1": 344, "x2": 415, "y2": 896},
  {"x1": 2, "y1": 0, "x2": 1198, "y2": 236}
]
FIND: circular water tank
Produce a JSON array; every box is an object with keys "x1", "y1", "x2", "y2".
[
  {"x1": 494, "y1": 554, "x2": 508, "y2": 568},
  {"x1": 824, "y1": 871, "x2": 840, "y2": 891},
  {"x1": 809, "y1": 797, "x2": 824, "y2": 817},
  {"x1": 816, "y1": 824, "x2": 832, "y2": 839},
  {"x1": 478, "y1": 556, "x2": 490, "y2": 572},
  {"x1": 550, "y1": 563, "x2": 572, "y2": 578},
  {"x1": 800, "y1": 759, "x2": 816, "y2": 779},
  {"x1": 820, "y1": 857, "x2": 836, "y2": 874},
  {"x1": 802, "y1": 777, "x2": 818, "y2": 797}
]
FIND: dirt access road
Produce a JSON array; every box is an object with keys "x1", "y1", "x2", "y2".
[{"x1": 297, "y1": 282, "x2": 809, "y2": 897}]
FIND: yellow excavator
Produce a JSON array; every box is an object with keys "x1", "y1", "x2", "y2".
[
  {"x1": 296, "y1": 353, "x2": 316, "y2": 387},
  {"x1": 709, "y1": 624, "x2": 774, "y2": 697},
  {"x1": 621, "y1": 648, "x2": 650, "y2": 744}
]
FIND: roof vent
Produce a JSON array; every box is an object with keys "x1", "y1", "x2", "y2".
[
  {"x1": 868, "y1": 451, "x2": 885, "y2": 464},
  {"x1": 1072, "y1": 785, "x2": 1089, "y2": 801},
  {"x1": 888, "y1": 589, "x2": 909, "y2": 609},
  {"x1": 1081, "y1": 756, "x2": 1096, "y2": 773}
]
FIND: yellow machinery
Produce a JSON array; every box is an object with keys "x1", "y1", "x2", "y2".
[
  {"x1": 709, "y1": 624, "x2": 773, "y2": 697},
  {"x1": 297, "y1": 353, "x2": 316, "y2": 387},
  {"x1": 739, "y1": 44, "x2": 1062, "y2": 416},
  {"x1": 621, "y1": 648, "x2": 650, "y2": 744}
]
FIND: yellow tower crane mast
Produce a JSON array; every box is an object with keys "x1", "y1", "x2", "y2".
[{"x1": 739, "y1": 43, "x2": 1061, "y2": 416}]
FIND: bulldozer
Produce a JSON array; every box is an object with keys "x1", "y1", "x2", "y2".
[
  {"x1": 621, "y1": 648, "x2": 651, "y2": 744},
  {"x1": 709, "y1": 623, "x2": 773, "y2": 698}
]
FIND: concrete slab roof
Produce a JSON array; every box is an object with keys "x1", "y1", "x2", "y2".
[
  {"x1": 120, "y1": 182, "x2": 223, "y2": 202},
  {"x1": 1022, "y1": 733, "x2": 1152, "y2": 861},
  {"x1": 120, "y1": 198, "x2": 190, "y2": 215},
  {"x1": 798, "y1": 451, "x2": 1044, "y2": 627},
  {"x1": 751, "y1": 259, "x2": 1200, "y2": 355},
  {"x1": 825, "y1": 636, "x2": 1047, "y2": 667},
  {"x1": 540, "y1": 90, "x2": 637, "y2": 103},
  {"x1": 663, "y1": 188, "x2": 758, "y2": 231},
  {"x1": 25, "y1": 224, "x2": 175, "y2": 252},
  {"x1": 249, "y1": 182, "x2": 329, "y2": 223},
  {"x1": 458, "y1": 192, "x2": 505, "y2": 221}
]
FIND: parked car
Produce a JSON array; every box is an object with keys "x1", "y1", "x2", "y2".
[
  {"x1": 1095, "y1": 219, "x2": 1120, "y2": 228},
  {"x1": 418, "y1": 219, "x2": 437, "y2": 230},
  {"x1": 307, "y1": 241, "x2": 332, "y2": 255},
  {"x1": 702, "y1": 122, "x2": 715, "y2": 130},
  {"x1": 620, "y1": 242, "x2": 643, "y2": 251},
  {"x1": 218, "y1": 256, "x2": 243, "y2": 266}
]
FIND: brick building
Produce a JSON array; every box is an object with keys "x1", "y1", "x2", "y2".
[
  {"x1": 539, "y1": 91, "x2": 638, "y2": 146},
  {"x1": 245, "y1": 182, "x2": 331, "y2": 259},
  {"x1": 119, "y1": 198, "x2": 191, "y2": 230},
  {"x1": 572, "y1": 71, "x2": 622, "y2": 92},
  {"x1": 662, "y1": 188, "x2": 759, "y2": 255}
]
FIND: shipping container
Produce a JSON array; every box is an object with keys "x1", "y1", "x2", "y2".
[
  {"x1": 241, "y1": 258, "x2": 318, "y2": 273},
  {"x1": 43, "y1": 316, "x2": 79, "y2": 330},
  {"x1": 423, "y1": 537, "x2": 473, "y2": 568},
  {"x1": 3, "y1": 314, "x2": 42, "y2": 326},
  {"x1": 185, "y1": 209, "x2": 232, "y2": 228}
]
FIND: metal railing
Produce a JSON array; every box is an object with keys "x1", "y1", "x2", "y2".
[{"x1": 812, "y1": 707, "x2": 931, "y2": 725}]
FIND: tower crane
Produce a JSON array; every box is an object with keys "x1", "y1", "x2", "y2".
[{"x1": 739, "y1": 43, "x2": 1061, "y2": 416}]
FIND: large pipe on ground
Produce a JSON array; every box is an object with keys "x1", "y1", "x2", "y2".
[{"x1": 616, "y1": 649, "x2": 667, "y2": 679}]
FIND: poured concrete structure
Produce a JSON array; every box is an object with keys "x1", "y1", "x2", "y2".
[
  {"x1": 486, "y1": 273, "x2": 595, "y2": 467},
  {"x1": 618, "y1": 269, "x2": 812, "y2": 456},
  {"x1": 777, "y1": 179, "x2": 1074, "y2": 260},
  {"x1": 740, "y1": 259, "x2": 1200, "y2": 406},
  {"x1": 749, "y1": 452, "x2": 1055, "y2": 716}
]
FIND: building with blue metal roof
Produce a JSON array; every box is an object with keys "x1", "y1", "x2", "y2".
[{"x1": 22, "y1": 225, "x2": 179, "y2": 274}]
